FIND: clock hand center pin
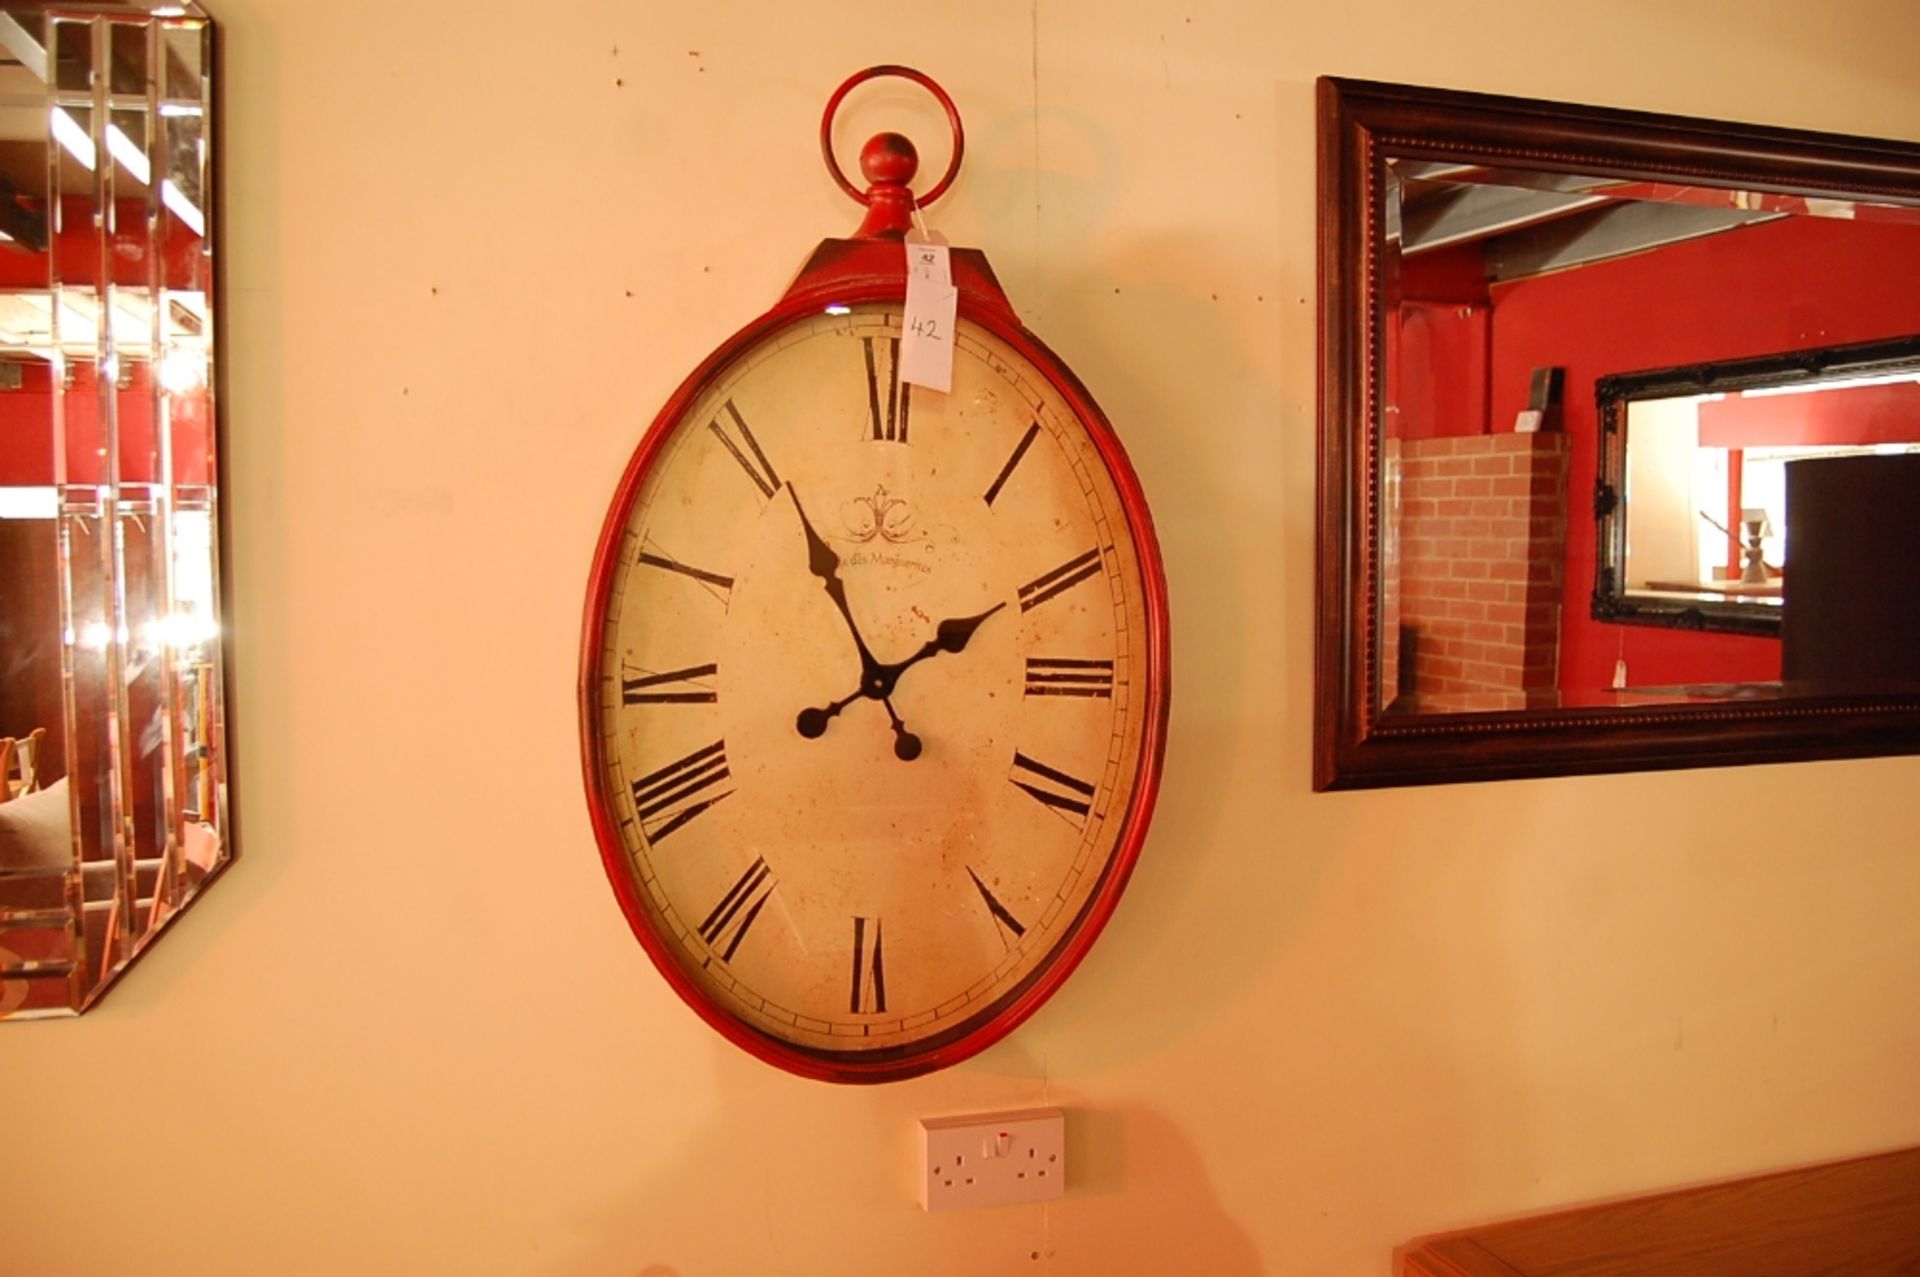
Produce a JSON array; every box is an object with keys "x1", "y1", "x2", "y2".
[{"x1": 795, "y1": 602, "x2": 1009, "y2": 761}]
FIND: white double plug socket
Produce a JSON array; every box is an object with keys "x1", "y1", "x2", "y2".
[{"x1": 919, "y1": 1108, "x2": 1066, "y2": 1211}]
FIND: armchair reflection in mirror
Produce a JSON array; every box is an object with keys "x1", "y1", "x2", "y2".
[
  {"x1": 1316, "y1": 77, "x2": 1920, "y2": 788},
  {"x1": 0, "y1": 1, "x2": 230, "y2": 1017}
]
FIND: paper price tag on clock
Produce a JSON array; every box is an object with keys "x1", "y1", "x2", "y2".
[{"x1": 901, "y1": 229, "x2": 957, "y2": 393}]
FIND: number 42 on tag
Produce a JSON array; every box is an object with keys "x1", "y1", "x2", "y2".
[{"x1": 900, "y1": 229, "x2": 958, "y2": 393}]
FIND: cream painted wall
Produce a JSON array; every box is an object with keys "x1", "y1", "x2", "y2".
[{"x1": 9, "y1": 1, "x2": 1920, "y2": 1273}]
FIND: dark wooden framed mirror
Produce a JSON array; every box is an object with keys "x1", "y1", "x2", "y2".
[{"x1": 1315, "y1": 76, "x2": 1920, "y2": 789}]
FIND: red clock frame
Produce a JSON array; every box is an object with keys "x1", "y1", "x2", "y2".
[{"x1": 577, "y1": 70, "x2": 1170, "y2": 1084}]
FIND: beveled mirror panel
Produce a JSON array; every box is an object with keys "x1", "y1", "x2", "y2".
[
  {"x1": 0, "y1": 1, "x2": 229, "y2": 1015},
  {"x1": 1316, "y1": 77, "x2": 1920, "y2": 788}
]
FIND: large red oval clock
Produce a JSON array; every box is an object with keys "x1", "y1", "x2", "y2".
[{"x1": 580, "y1": 68, "x2": 1169, "y2": 1083}]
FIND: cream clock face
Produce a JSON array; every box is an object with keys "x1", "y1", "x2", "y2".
[{"x1": 588, "y1": 301, "x2": 1160, "y2": 1074}]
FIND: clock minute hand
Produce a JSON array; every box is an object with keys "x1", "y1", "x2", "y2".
[
  {"x1": 790, "y1": 485, "x2": 925, "y2": 755},
  {"x1": 788, "y1": 485, "x2": 882, "y2": 673}
]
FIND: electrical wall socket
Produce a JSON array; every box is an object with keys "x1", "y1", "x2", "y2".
[{"x1": 919, "y1": 1108, "x2": 1066, "y2": 1211}]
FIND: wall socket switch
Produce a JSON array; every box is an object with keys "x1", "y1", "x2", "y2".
[{"x1": 919, "y1": 1108, "x2": 1066, "y2": 1211}]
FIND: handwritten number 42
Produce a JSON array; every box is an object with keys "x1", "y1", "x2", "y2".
[{"x1": 910, "y1": 317, "x2": 941, "y2": 339}]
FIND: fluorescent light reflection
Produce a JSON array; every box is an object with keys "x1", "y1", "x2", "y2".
[
  {"x1": 105, "y1": 124, "x2": 150, "y2": 185},
  {"x1": 161, "y1": 180, "x2": 204, "y2": 235},
  {"x1": 159, "y1": 348, "x2": 206, "y2": 392},
  {"x1": 50, "y1": 107, "x2": 94, "y2": 170},
  {"x1": 49, "y1": 108, "x2": 206, "y2": 236},
  {"x1": 75, "y1": 621, "x2": 123, "y2": 651},
  {"x1": 68, "y1": 614, "x2": 214, "y2": 652},
  {"x1": 0, "y1": 487, "x2": 57, "y2": 519},
  {"x1": 1743, "y1": 372, "x2": 1920, "y2": 398},
  {"x1": 144, "y1": 612, "x2": 218, "y2": 650}
]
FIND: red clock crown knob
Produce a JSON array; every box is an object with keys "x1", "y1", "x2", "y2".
[
  {"x1": 820, "y1": 66, "x2": 964, "y2": 240},
  {"x1": 860, "y1": 131, "x2": 919, "y2": 186}
]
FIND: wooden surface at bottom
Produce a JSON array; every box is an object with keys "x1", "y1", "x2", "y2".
[{"x1": 1401, "y1": 1146, "x2": 1920, "y2": 1276}]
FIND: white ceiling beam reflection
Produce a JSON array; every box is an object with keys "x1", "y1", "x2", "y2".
[
  {"x1": 0, "y1": 12, "x2": 48, "y2": 82},
  {"x1": 1482, "y1": 202, "x2": 1781, "y2": 281},
  {"x1": 1396, "y1": 185, "x2": 1611, "y2": 255}
]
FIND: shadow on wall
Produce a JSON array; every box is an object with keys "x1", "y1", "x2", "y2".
[
  {"x1": 1061, "y1": 1106, "x2": 1265, "y2": 1273},
  {"x1": 1000, "y1": 236, "x2": 1316, "y2": 1078}
]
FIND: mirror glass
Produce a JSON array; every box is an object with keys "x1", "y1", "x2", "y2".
[
  {"x1": 0, "y1": 1, "x2": 229, "y2": 1016},
  {"x1": 1317, "y1": 78, "x2": 1920, "y2": 787},
  {"x1": 1381, "y1": 161, "x2": 1920, "y2": 713}
]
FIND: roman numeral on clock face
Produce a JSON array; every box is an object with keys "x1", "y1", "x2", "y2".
[
  {"x1": 983, "y1": 421, "x2": 1039, "y2": 506},
  {"x1": 862, "y1": 335, "x2": 910, "y2": 443},
  {"x1": 622, "y1": 662, "x2": 718, "y2": 704},
  {"x1": 1025, "y1": 657, "x2": 1115, "y2": 698},
  {"x1": 1009, "y1": 751, "x2": 1096, "y2": 824},
  {"x1": 698, "y1": 856, "x2": 774, "y2": 963},
  {"x1": 849, "y1": 915, "x2": 887, "y2": 1014},
  {"x1": 966, "y1": 866, "x2": 1027, "y2": 947},
  {"x1": 1018, "y1": 547, "x2": 1103, "y2": 613},
  {"x1": 631, "y1": 740, "x2": 731, "y2": 842},
  {"x1": 637, "y1": 544, "x2": 734, "y2": 603},
  {"x1": 708, "y1": 399, "x2": 781, "y2": 499}
]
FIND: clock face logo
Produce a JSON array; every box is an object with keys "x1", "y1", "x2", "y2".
[
  {"x1": 583, "y1": 300, "x2": 1165, "y2": 1081},
  {"x1": 842, "y1": 484, "x2": 916, "y2": 545}
]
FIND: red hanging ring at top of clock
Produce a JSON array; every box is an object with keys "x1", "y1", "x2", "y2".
[{"x1": 819, "y1": 65, "x2": 965, "y2": 240}]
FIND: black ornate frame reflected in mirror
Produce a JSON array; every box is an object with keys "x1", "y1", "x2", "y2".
[
  {"x1": 1593, "y1": 335, "x2": 1920, "y2": 638},
  {"x1": 0, "y1": 1, "x2": 231, "y2": 1015},
  {"x1": 1315, "y1": 77, "x2": 1920, "y2": 789}
]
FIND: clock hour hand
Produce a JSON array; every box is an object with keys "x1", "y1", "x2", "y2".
[{"x1": 887, "y1": 601, "x2": 1007, "y2": 677}]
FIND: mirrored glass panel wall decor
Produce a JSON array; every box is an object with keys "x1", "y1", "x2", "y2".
[
  {"x1": 0, "y1": 2, "x2": 229, "y2": 1016},
  {"x1": 1316, "y1": 77, "x2": 1920, "y2": 788}
]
